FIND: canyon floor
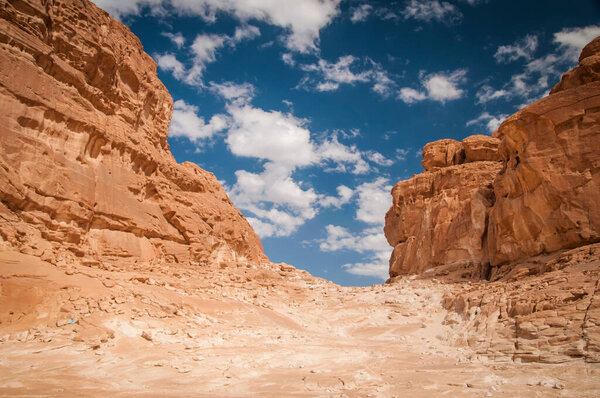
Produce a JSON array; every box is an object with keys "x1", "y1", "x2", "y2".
[{"x1": 0, "y1": 249, "x2": 598, "y2": 397}]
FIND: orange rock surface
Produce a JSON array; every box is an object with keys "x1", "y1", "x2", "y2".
[
  {"x1": 385, "y1": 37, "x2": 600, "y2": 279},
  {"x1": 385, "y1": 37, "x2": 600, "y2": 365},
  {"x1": 0, "y1": 0, "x2": 266, "y2": 268}
]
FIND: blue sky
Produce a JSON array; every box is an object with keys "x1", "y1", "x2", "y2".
[{"x1": 93, "y1": 0, "x2": 600, "y2": 286}]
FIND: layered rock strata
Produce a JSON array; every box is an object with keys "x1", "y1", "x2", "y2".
[
  {"x1": 0, "y1": 0, "x2": 266, "y2": 267},
  {"x1": 385, "y1": 38, "x2": 600, "y2": 363},
  {"x1": 385, "y1": 37, "x2": 600, "y2": 279}
]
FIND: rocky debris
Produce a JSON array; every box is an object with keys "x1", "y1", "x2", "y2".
[{"x1": 0, "y1": 0, "x2": 266, "y2": 268}]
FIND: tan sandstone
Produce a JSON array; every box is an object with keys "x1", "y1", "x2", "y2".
[
  {"x1": 385, "y1": 37, "x2": 600, "y2": 364},
  {"x1": 0, "y1": 0, "x2": 266, "y2": 268}
]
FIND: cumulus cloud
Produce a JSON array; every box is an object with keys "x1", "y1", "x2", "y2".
[
  {"x1": 91, "y1": 0, "x2": 162, "y2": 18},
  {"x1": 319, "y1": 185, "x2": 354, "y2": 209},
  {"x1": 466, "y1": 112, "x2": 507, "y2": 133},
  {"x1": 154, "y1": 53, "x2": 186, "y2": 80},
  {"x1": 401, "y1": 0, "x2": 463, "y2": 25},
  {"x1": 161, "y1": 31, "x2": 185, "y2": 48},
  {"x1": 94, "y1": 0, "x2": 341, "y2": 53},
  {"x1": 554, "y1": 25, "x2": 600, "y2": 56},
  {"x1": 301, "y1": 55, "x2": 371, "y2": 89},
  {"x1": 355, "y1": 178, "x2": 392, "y2": 225},
  {"x1": 316, "y1": 135, "x2": 370, "y2": 174},
  {"x1": 398, "y1": 87, "x2": 427, "y2": 104},
  {"x1": 222, "y1": 100, "x2": 385, "y2": 238},
  {"x1": 494, "y1": 34, "x2": 538, "y2": 63},
  {"x1": 350, "y1": 4, "x2": 372, "y2": 23},
  {"x1": 316, "y1": 177, "x2": 393, "y2": 279},
  {"x1": 226, "y1": 106, "x2": 316, "y2": 168},
  {"x1": 399, "y1": 69, "x2": 467, "y2": 104},
  {"x1": 366, "y1": 151, "x2": 394, "y2": 167},
  {"x1": 169, "y1": 99, "x2": 228, "y2": 142}
]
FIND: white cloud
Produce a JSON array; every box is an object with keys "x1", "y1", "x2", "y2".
[
  {"x1": 399, "y1": 69, "x2": 467, "y2": 104},
  {"x1": 233, "y1": 24, "x2": 261, "y2": 42},
  {"x1": 370, "y1": 68, "x2": 396, "y2": 97},
  {"x1": 154, "y1": 53, "x2": 186, "y2": 80},
  {"x1": 155, "y1": 26, "x2": 260, "y2": 86},
  {"x1": 366, "y1": 151, "x2": 394, "y2": 167},
  {"x1": 316, "y1": 135, "x2": 370, "y2": 174},
  {"x1": 319, "y1": 185, "x2": 354, "y2": 209},
  {"x1": 299, "y1": 56, "x2": 395, "y2": 96},
  {"x1": 398, "y1": 87, "x2": 427, "y2": 104},
  {"x1": 209, "y1": 81, "x2": 255, "y2": 105},
  {"x1": 316, "y1": 81, "x2": 340, "y2": 92},
  {"x1": 161, "y1": 31, "x2": 185, "y2": 48},
  {"x1": 395, "y1": 148, "x2": 410, "y2": 161},
  {"x1": 170, "y1": 99, "x2": 228, "y2": 141},
  {"x1": 554, "y1": 25, "x2": 600, "y2": 57},
  {"x1": 301, "y1": 55, "x2": 371, "y2": 89},
  {"x1": 401, "y1": 0, "x2": 463, "y2": 25},
  {"x1": 320, "y1": 225, "x2": 391, "y2": 280},
  {"x1": 316, "y1": 178, "x2": 393, "y2": 279},
  {"x1": 355, "y1": 177, "x2": 392, "y2": 225},
  {"x1": 480, "y1": 25, "x2": 600, "y2": 105},
  {"x1": 172, "y1": 0, "x2": 340, "y2": 53},
  {"x1": 93, "y1": 0, "x2": 341, "y2": 52},
  {"x1": 91, "y1": 0, "x2": 163, "y2": 18},
  {"x1": 424, "y1": 69, "x2": 467, "y2": 101},
  {"x1": 466, "y1": 112, "x2": 507, "y2": 133},
  {"x1": 350, "y1": 4, "x2": 372, "y2": 23},
  {"x1": 281, "y1": 53, "x2": 295, "y2": 66},
  {"x1": 475, "y1": 85, "x2": 510, "y2": 104},
  {"x1": 494, "y1": 34, "x2": 538, "y2": 63},
  {"x1": 226, "y1": 105, "x2": 316, "y2": 168}
]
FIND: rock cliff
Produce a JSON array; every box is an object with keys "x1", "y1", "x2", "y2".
[
  {"x1": 0, "y1": 0, "x2": 266, "y2": 267},
  {"x1": 385, "y1": 37, "x2": 600, "y2": 280},
  {"x1": 385, "y1": 37, "x2": 600, "y2": 364}
]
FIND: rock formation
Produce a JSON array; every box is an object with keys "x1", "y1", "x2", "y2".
[
  {"x1": 385, "y1": 37, "x2": 600, "y2": 280},
  {"x1": 385, "y1": 37, "x2": 600, "y2": 364},
  {"x1": 0, "y1": 0, "x2": 266, "y2": 268}
]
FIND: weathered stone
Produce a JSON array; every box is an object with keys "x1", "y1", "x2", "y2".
[{"x1": 0, "y1": 0, "x2": 266, "y2": 267}]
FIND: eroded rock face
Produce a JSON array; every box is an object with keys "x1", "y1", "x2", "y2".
[
  {"x1": 488, "y1": 60, "x2": 600, "y2": 268},
  {"x1": 385, "y1": 37, "x2": 600, "y2": 279},
  {"x1": 385, "y1": 38, "x2": 600, "y2": 365},
  {"x1": 385, "y1": 135, "x2": 502, "y2": 278},
  {"x1": 0, "y1": 0, "x2": 266, "y2": 266}
]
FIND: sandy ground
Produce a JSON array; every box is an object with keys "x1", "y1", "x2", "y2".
[{"x1": 0, "y1": 250, "x2": 599, "y2": 397}]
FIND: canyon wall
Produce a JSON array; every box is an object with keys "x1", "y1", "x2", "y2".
[
  {"x1": 384, "y1": 38, "x2": 600, "y2": 363},
  {"x1": 0, "y1": 0, "x2": 266, "y2": 267},
  {"x1": 385, "y1": 37, "x2": 600, "y2": 281}
]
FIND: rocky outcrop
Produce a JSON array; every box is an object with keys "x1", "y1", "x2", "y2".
[
  {"x1": 384, "y1": 135, "x2": 502, "y2": 278},
  {"x1": 385, "y1": 37, "x2": 600, "y2": 364},
  {"x1": 385, "y1": 37, "x2": 600, "y2": 280},
  {"x1": 442, "y1": 243, "x2": 600, "y2": 364},
  {"x1": 0, "y1": 0, "x2": 266, "y2": 267}
]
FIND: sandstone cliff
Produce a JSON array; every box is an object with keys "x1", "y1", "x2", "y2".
[
  {"x1": 0, "y1": 0, "x2": 266, "y2": 267},
  {"x1": 385, "y1": 38, "x2": 600, "y2": 364},
  {"x1": 385, "y1": 37, "x2": 600, "y2": 280}
]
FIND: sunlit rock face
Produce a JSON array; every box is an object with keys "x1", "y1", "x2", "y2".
[
  {"x1": 0, "y1": 0, "x2": 266, "y2": 267},
  {"x1": 384, "y1": 135, "x2": 502, "y2": 278},
  {"x1": 385, "y1": 37, "x2": 600, "y2": 280},
  {"x1": 384, "y1": 38, "x2": 600, "y2": 365}
]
